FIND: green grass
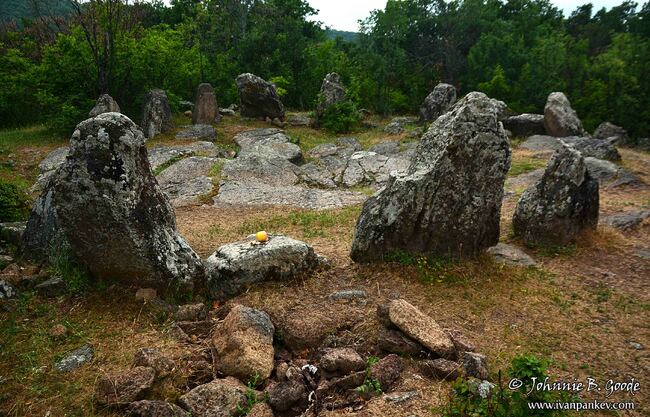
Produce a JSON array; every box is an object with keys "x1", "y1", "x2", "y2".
[
  {"x1": 153, "y1": 155, "x2": 184, "y2": 176},
  {"x1": 0, "y1": 125, "x2": 66, "y2": 151},
  {"x1": 508, "y1": 156, "x2": 547, "y2": 177},
  {"x1": 237, "y1": 206, "x2": 360, "y2": 238}
]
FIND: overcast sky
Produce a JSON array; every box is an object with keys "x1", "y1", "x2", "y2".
[{"x1": 307, "y1": 0, "x2": 630, "y2": 32}]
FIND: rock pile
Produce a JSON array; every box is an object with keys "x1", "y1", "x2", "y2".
[
  {"x1": 350, "y1": 92, "x2": 511, "y2": 262},
  {"x1": 141, "y1": 89, "x2": 173, "y2": 140},
  {"x1": 513, "y1": 142, "x2": 599, "y2": 246},
  {"x1": 236, "y1": 73, "x2": 285, "y2": 121}
]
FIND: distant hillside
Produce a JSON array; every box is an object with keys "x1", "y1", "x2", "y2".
[
  {"x1": 325, "y1": 29, "x2": 358, "y2": 42},
  {"x1": 0, "y1": 0, "x2": 73, "y2": 26}
]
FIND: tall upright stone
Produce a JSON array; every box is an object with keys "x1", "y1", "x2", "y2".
[
  {"x1": 350, "y1": 92, "x2": 511, "y2": 262},
  {"x1": 192, "y1": 83, "x2": 219, "y2": 125},
  {"x1": 543, "y1": 92, "x2": 584, "y2": 137},
  {"x1": 315, "y1": 72, "x2": 346, "y2": 122},
  {"x1": 45, "y1": 113, "x2": 203, "y2": 291},
  {"x1": 513, "y1": 142, "x2": 599, "y2": 246},
  {"x1": 141, "y1": 89, "x2": 173, "y2": 140},
  {"x1": 236, "y1": 73, "x2": 285, "y2": 121},
  {"x1": 419, "y1": 83, "x2": 457, "y2": 123},
  {"x1": 89, "y1": 94, "x2": 120, "y2": 117}
]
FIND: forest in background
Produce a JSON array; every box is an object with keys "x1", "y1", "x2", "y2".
[{"x1": 1, "y1": 0, "x2": 649, "y2": 140}]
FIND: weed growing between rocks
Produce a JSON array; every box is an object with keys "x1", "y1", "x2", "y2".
[
  {"x1": 47, "y1": 233, "x2": 90, "y2": 294},
  {"x1": 236, "y1": 373, "x2": 267, "y2": 416},
  {"x1": 356, "y1": 356, "x2": 383, "y2": 397}
]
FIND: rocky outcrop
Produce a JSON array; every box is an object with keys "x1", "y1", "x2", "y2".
[
  {"x1": 156, "y1": 156, "x2": 221, "y2": 207},
  {"x1": 236, "y1": 73, "x2": 285, "y2": 120},
  {"x1": 192, "y1": 83, "x2": 219, "y2": 125},
  {"x1": 212, "y1": 305, "x2": 275, "y2": 382},
  {"x1": 234, "y1": 128, "x2": 303, "y2": 164},
  {"x1": 205, "y1": 234, "x2": 324, "y2": 300},
  {"x1": 45, "y1": 113, "x2": 203, "y2": 291},
  {"x1": 593, "y1": 121, "x2": 629, "y2": 144},
  {"x1": 316, "y1": 73, "x2": 346, "y2": 122},
  {"x1": 89, "y1": 94, "x2": 120, "y2": 117},
  {"x1": 503, "y1": 113, "x2": 545, "y2": 137},
  {"x1": 419, "y1": 83, "x2": 457, "y2": 123},
  {"x1": 141, "y1": 89, "x2": 172, "y2": 139},
  {"x1": 350, "y1": 92, "x2": 511, "y2": 261},
  {"x1": 513, "y1": 143, "x2": 599, "y2": 246},
  {"x1": 543, "y1": 92, "x2": 584, "y2": 137}
]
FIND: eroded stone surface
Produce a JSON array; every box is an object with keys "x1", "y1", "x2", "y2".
[
  {"x1": 89, "y1": 94, "x2": 120, "y2": 117},
  {"x1": 316, "y1": 73, "x2": 346, "y2": 122},
  {"x1": 544, "y1": 92, "x2": 584, "y2": 137},
  {"x1": 141, "y1": 89, "x2": 172, "y2": 140},
  {"x1": 486, "y1": 243, "x2": 536, "y2": 267},
  {"x1": 419, "y1": 83, "x2": 457, "y2": 123},
  {"x1": 236, "y1": 73, "x2": 285, "y2": 120},
  {"x1": 192, "y1": 83, "x2": 219, "y2": 125}
]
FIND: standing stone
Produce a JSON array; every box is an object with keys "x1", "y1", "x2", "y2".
[
  {"x1": 593, "y1": 121, "x2": 629, "y2": 144},
  {"x1": 89, "y1": 94, "x2": 120, "y2": 117},
  {"x1": 192, "y1": 83, "x2": 219, "y2": 125},
  {"x1": 315, "y1": 72, "x2": 346, "y2": 122},
  {"x1": 513, "y1": 143, "x2": 599, "y2": 246},
  {"x1": 50, "y1": 113, "x2": 204, "y2": 291},
  {"x1": 350, "y1": 92, "x2": 511, "y2": 261},
  {"x1": 141, "y1": 89, "x2": 173, "y2": 140},
  {"x1": 419, "y1": 83, "x2": 457, "y2": 123},
  {"x1": 236, "y1": 73, "x2": 285, "y2": 121},
  {"x1": 543, "y1": 92, "x2": 584, "y2": 137}
]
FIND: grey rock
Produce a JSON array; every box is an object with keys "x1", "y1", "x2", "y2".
[
  {"x1": 95, "y1": 366, "x2": 156, "y2": 405},
  {"x1": 520, "y1": 135, "x2": 620, "y2": 161},
  {"x1": 544, "y1": 92, "x2": 584, "y2": 137},
  {"x1": 336, "y1": 137, "x2": 363, "y2": 150},
  {"x1": 34, "y1": 275, "x2": 65, "y2": 297},
  {"x1": 176, "y1": 124, "x2": 217, "y2": 141},
  {"x1": 383, "y1": 390, "x2": 420, "y2": 403},
  {"x1": 205, "y1": 234, "x2": 324, "y2": 300},
  {"x1": 148, "y1": 141, "x2": 222, "y2": 170},
  {"x1": 267, "y1": 379, "x2": 306, "y2": 411},
  {"x1": 328, "y1": 290, "x2": 367, "y2": 302},
  {"x1": 602, "y1": 210, "x2": 650, "y2": 231},
  {"x1": 503, "y1": 113, "x2": 545, "y2": 137},
  {"x1": 297, "y1": 162, "x2": 338, "y2": 188},
  {"x1": 179, "y1": 377, "x2": 249, "y2": 417},
  {"x1": 219, "y1": 108, "x2": 236, "y2": 117},
  {"x1": 316, "y1": 72, "x2": 346, "y2": 122},
  {"x1": 287, "y1": 113, "x2": 311, "y2": 126},
  {"x1": 369, "y1": 141, "x2": 400, "y2": 156},
  {"x1": 350, "y1": 92, "x2": 511, "y2": 261},
  {"x1": 236, "y1": 73, "x2": 285, "y2": 120},
  {"x1": 128, "y1": 400, "x2": 190, "y2": 417},
  {"x1": 221, "y1": 155, "x2": 300, "y2": 186},
  {"x1": 505, "y1": 168, "x2": 545, "y2": 193},
  {"x1": 20, "y1": 186, "x2": 60, "y2": 262},
  {"x1": 519, "y1": 135, "x2": 564, "y2": 153},
  {"x1": 192, "y1": 83, "x2": 219, "y2": 125},
  {"x1": 462, "y1": 352, "x2": 489, "y2": 379},
  {"x1": 584, "y1": 157, "x2": 640, "y2": 187},
  {"x1": 341, "y1": 151, "x2": 410, "y2": 188},
  {"x1": 214, "y1": 182, "x2": 367, "y2": 210},
  {"x1": 31, "y1": 147, "x2": 69, "y2": 192},
  {"x1": 157, "y1": 156, "x2": 220, "y2": 207},
  {"x1": 55, "y1": 344, "x2": 93, "y2": 372},
  {"x1": 514, "y1": 143, "x2": 599, "y2": 246},
  {"x1": 141, "y1": 89, "x2": 172, "y2": 140},
  {"x1": 48, "y1": 113, "x2": 204, "y2": 292},
  {"x1": 0, "y1": 279, "x2": 17, "y2": 300},
  {"x1": 633, "y1": 249, "x2": 650, "y2": 260},
  {"x1": 162, "y1": 176, "x2": 214, "y2": 207},
  {"x1": 384, "y1": 117, "x2": 417, "y2": 134},
  {"x1": 593, "y1": 122, "x2": 628, "y2": 144},
  {"x1": 234, "y1": 128, "x2": 303, "y2": 164},
  {"x1": 0, "y1": 221, "x2": 26, "y2": 246},
  {"x1": 89, "y1": 94, "x2": 120, "y2": 117},
  {"x1": 486, "y1": 243, "x2": 536, "y2": 267},
  {"x1": 629, "y1": 341, "x2": 644, "y2": 350},
  {"x1": 419, "y1": 83, "x2": 457, "y2": 123}
]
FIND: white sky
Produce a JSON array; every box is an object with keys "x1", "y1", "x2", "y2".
[{"x1": 307, "y1": 0, "x2": 632, "y2": 32}]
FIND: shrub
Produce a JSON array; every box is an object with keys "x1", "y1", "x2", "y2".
[
  {"x1": 443, "y1": 354, "x2": 574, "y2": 417},
  {"x1": 0, "y1": 180, "x2": 30, "y2": 222},
  {"x1": 319, "y1": 100, "x2": 360, "y2": 133}
]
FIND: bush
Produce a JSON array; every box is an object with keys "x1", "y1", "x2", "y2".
[
  {"x1": 0, "y1": 181, "x2": 30, "y2": 222},
  {"x1": 443, "y1": 354, "x2": 574, "y2": 417},
  {"x1": 319, "y1": 100, "x2": 360, "y2": 133}
]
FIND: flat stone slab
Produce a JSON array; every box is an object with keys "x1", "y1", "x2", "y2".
[
  {"x1": 234, "y1": 128, "x2": 303, "y2": 163},
  {"x1": 148, "y1": 141, "x2": 222, "y2": 170},
  {"x1": 175, "y1": 125, "x2": 216, "y2": 141},
  {"x1": 602, "y1": 210, "x2": 650, "y2": 231},
  {"x1": 486, "y1": 243, "x2": 536, "y2": 267},
  {"x1": 584, "y1": 157, "x2": 641, "y2": 188}
]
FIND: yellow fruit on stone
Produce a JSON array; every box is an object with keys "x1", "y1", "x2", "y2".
[{"x1": 256, "y1": 231, "x2": 269, "y2": 242}]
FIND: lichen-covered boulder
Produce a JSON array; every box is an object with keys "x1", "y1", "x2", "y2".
[
  {"x1": 192, "y1": 83, "x2": 219, "y2": 125},
  {"x1": 236, "y1": 73, "x2": 285, "y2": 120},
  {"x1": 212, "y1": 305, "x2": 275, "y2": 382},
  {"x1": 513, "y1": 143, "x2": 599, "y2": 246},
  {"x1": 89, "y1": 94, "x2": 120, "y2": 117},
  {"x1": 205, "y1": 234, "x2": 324, "y2": 300},
  {"x1": 141, "y1": 89, "x2": 173, "y2": 139},
  {"x1": 49, "y1": 113, "x2": 204, "y2": 291},
  {"x1": 419, "y1": 83, "x2": 457, "y2": 123},
  {"x1": 315, "y1": 72, "x2": 346, "y2": 122},
  {"x1": 543, "y1": 92, "x2": 584, "y2": 137},
  {"x1": 350, "y1": 92, "x2": 511, "y2": 261}
]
